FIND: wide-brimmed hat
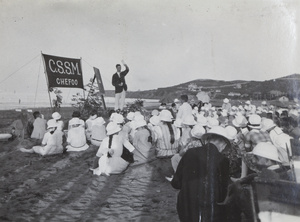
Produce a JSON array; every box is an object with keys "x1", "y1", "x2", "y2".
[
  {"x1": 111, "y1": 113, "x2": 124, "y2": 124},
  {"x1": 47, "y1": 119, "x2": 58, "y2": 129},
  {"x1": 149, "y1": 115, "x2": 161, "y2": 126},
  {"x1": 201, "y1": 126, "x2": 230, "y2": 145},
  {"x1": 248, "y1": 114, "x2": 262, "y2": 129},
  {"x1": 225, "y1": 125, "x2": 237, "y2": 140},
  {"x1": 261, "y1": 101, "x2": 267, "y2": 105},
  {"x1": 133, "y1": 114, "x2": 144, "y2": 121},
  {"x1": 206, "y1": 117, "x2": 219, "y2": 128},
  {"x1": 69, "y1": 117, "x2": 81, "y2": 126},
  {"x1": 93, "y1": 117, "x2": 105, "y2": 126},
  {"x1": 223, "y1": 98, "x2": 229, "y2": 104},
  {"x1": 159, "y1": 110, "x2": 173, "y2": 122},
  {"x1": 232, "y1": 115, "x2": 248, "y2": 128},
  {"x1": 134, "y1": 119, "x2": 147, "y2": 129},
  {"x1": 196, "y1": 115, "x2": 207, "y2": 126},
  {"x1": 174, "y1": 98, "x2": 180, "y2": 103},
  {"x1": 173, "y1": 119, "x2": 183, "y2": 128},
  {"x1": 251, "y1": 142, "x2": 281, "y2": 162},
  {"x1": 261, "y1": 119, "x2": 276, "y2": 132},
  {"x1": 245, "y1": 100, "x2": 251, "y2": 105},
  {"x1": 126, "y1": 112, "x2": 135, "y2": 121},
  {"x1": 191, "y1": 124, "x2": 206, "y2": 139},
  {"x1": 106, "y1": 122, "x2": 122, "y2": 135},
  {"x1": 151, "y1": 109, "x2": 159, "y2": 116},
  {"x1": 52, "y1": 112, "x2": 61, "y2": 120},
  {"x1": 182, "y1": 115, "x2": 197, "y2": 126}
]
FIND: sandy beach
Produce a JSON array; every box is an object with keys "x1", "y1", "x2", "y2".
[{"x1": 0, "y1": 107, "x2": 179, "y2": 222}]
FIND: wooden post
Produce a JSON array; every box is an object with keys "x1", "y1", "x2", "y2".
[{"x1": 41, "y1": 52, "x2": 53, "y2": 109}]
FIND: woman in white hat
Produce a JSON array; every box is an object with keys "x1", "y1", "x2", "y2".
[
  {"x1": 91, "y1": 117, "x2": 107, "y2": 146},
  {"x1": 132, "y1": 119, "x2": 155, "y2": 165},
  {"x1": 156, "y1": 110, "x2": 179, "y2": 157},
  {"x1": 66, "y1": 118, "x2": 89, "y2": 152},
  {"x1": 20, "y1": 119, "x2": 64, "y2": 156},
  {"x1": 91, "y1": 122, "x2": 135, "y2": 176}
]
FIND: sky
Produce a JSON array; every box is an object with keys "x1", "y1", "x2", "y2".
[{"x1": 0, "y1": 0, "x2": 299, "y2": 104}]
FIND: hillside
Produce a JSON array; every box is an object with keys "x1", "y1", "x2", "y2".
[{"x1": 104, "y1": 74, "x2": 300, "y2": 103}]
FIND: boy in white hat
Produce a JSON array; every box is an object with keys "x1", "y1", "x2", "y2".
[{"x1": 20, "y1": 119, "x2": 64, "y2": 156}]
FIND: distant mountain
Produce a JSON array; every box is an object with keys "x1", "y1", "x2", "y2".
[{"x1": 104, "y1": 74, "x2": 300, "y2": 103}]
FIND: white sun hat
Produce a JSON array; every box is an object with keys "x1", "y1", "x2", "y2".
[
  {"x1": 151, "y1": 109, "x2": 159, "y2": 116},
  {"x1": 149, "y1": 115, "x2": 161, "y2": 126},
  {"x1": 248, "y1": 114, "x2": 262, "y2": 129},
  {"x1": 251, "y1": 142, "x2": 281, "y2": 163},
  {"x1": 106, "y1": 122, "x2": 122, "y2": 135},
  {"x1": 261, "y1": 119, "x2": 276, "y2": 132},
  {"x1": 201, "y1": 126, "x2": 230, "y2": 145},
  {"x1": 225, "y1": 125, "x2": 237, "y2": 140},
  {"x1": 126, "y1": 112, "x2": 135, "y2": 121},
  {"x1": 159, "y1": 110, "x2": 173, "y2": 122},
  {"x1": 232, "y1": 115, "x2": 248, "y2": 128},
  {"x1": 191, "y1": 124, "x2": 206, "y2": 139},
  {"x1": 223, "y1": 98, "x2": 229, "y2": 103},
  {"x1": 197, "y1": 115, "x2": 207, "y2": 126},
  {"x1": 174, "y1": 98, "x2": 180, "y2": 103},
  {"x1": 52, "y1": 112, "x2": 61, "y2": 120},
  {"x1": 112, "y1": 113, "x2": 124, "y2": 124},
  {"x1": 206, "y1": 118, "x2": 219, "y2": 128},
  {"x1": 182, "y1": 115, "x2": 197, "y2": 126},
  {"x1": 134, "y1": 119, "x2": 147, "y2": 129},
  {"x1": 173, "y1": 119, "x2": 183, "y2": 128},
  {"x1": 47, "y1": 119, "x2": 58, "y2": 129}
]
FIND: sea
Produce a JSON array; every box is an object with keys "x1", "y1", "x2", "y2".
[{"x1": 0, "y1": 97, "x2": 160, "y2": 111}]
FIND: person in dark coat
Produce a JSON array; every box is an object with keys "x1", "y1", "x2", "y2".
[
  {"x1": 112, "y1": 60, "x2": 129, "y2": 111},
  {"x1": 171, "y1": 126, "x2": 231, "y2": 222}
]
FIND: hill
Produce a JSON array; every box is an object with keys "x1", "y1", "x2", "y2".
[{"x1": 104, "y1": 74, "x2": 300, "y2": 103}]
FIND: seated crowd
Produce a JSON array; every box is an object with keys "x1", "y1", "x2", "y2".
[{"x1": 15, "y1": 95, "x2": 300, "y2": 221}]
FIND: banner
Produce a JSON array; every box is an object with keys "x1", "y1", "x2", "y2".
[
  {"x1": 42, "y1": 53, "x2": 84, "y2": 89},
  {"x1": 93, "y1": 67, "x2": 105, "y2": 95}
]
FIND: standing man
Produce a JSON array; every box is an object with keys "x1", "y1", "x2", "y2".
[{"x1": 112, "y1": 60, "x2": 129, "y2": 112}]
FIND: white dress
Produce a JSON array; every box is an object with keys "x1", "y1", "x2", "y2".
[
  {"x1": 66, "y1": 126, "x2": 89, "y2": 151},
  {"x1": 32, "y1": 130, "x2": 64, "y2": 156},
  {"x1": 93, "y1": 134, "x2": 135, "y2": 175}
]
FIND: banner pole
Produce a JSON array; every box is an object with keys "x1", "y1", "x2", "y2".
[{"x1": 41, "y1": 51, "x2": 53, "y2": 109}]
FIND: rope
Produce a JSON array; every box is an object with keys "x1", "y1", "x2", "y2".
[
  {"x1": 34, "y1": 55, "x2": 42, "y2": 107},
  {"x1": 0, "y1": 54, "x2": 40, "y2": 85}
]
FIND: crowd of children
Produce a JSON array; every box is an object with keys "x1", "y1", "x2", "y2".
[{"x1": 14, "y1": 95, "x2": 300, "y2": 221}]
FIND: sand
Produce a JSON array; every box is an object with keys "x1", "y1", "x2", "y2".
[{"x1": 0, "y1": 107, "x2": 180, "y2": 221}]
